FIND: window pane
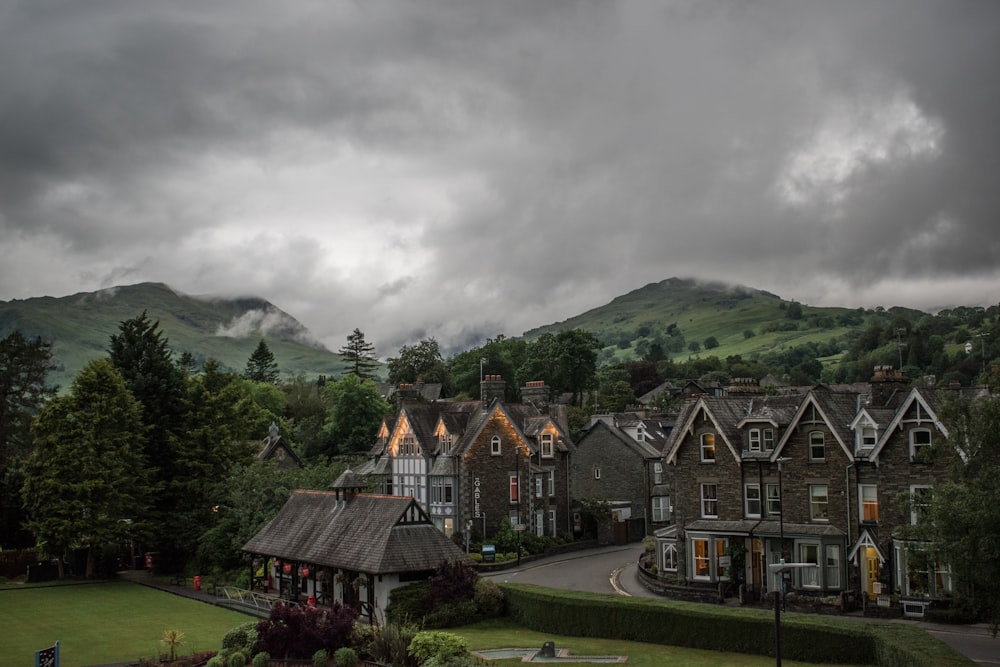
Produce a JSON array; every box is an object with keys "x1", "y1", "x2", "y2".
[
  {"x1": 810, "y1": 485, "x2": 828, "y2": 521},
  {"x1": 693, "y1": 539, "x2": 709, "y2": 578}
]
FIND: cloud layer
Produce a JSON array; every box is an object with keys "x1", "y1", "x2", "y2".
[{"x1": 2, "y1": 1, "x2": 998, "y2": 357}]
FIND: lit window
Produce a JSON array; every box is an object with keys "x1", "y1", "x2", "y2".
[
  {"x1": 701, "y1": 483, "x2": 718, "y2": 518},
  {"x1": 692, "y1": 539, "x2": 710, "y2": 579},
  {"x1": 809, "y1": 485, "x2": 829, "y2": 521},
  {"x1": 540, "y1": 433, "x2": 554, "y2": 458},
  {"x1": 745, "y1": 484, "x2": 761, "y2": 518},
  {"x1": 652, "y1": 496, "x2": 671, "y2": 522},
  {"x1": 910, "y1": 429, "x2": 932, "y2": 461},
  {"x1": 509, "y1": 473, "x2": 519, "y2": 503},
  {"x1": 809, "y1": 431, "x2": 825, "y2": 461},
  {"x1": 491, "y1": 435, "x2": 501, "y2": 456},
  {"x1": 860, "y1": 485, "x2": 878, "y2": 522},
  {"x1": 701, "y1": 433, "x2": 716, "y2": 462}
]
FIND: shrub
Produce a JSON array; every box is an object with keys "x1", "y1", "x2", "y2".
[
  {"x1": 385, "y1": 581, "x2": 430, "y2": 623},
  {"x1": 473, "y1": 579, "x2": 505, "y2": 618},
  {"x1": 222, "y1": 622, "x2": 258, "y2": 654},
  {"x1": 349, "y1": 623, "x2": 379, "y2": 658},
  {"x1": 334, "y1": 646, "x2": 358, "y2": 667},
  {"x1": 408, "y1": 631, "x2": 468, "y2": 665},
  {"x1": 227, "y1": 650, "x2": 247, "y2": 667},
  {"x1": 427, "y1": 559, "x2": 478, "y2": 607},
  {"x1": 422, "y1": 657, "x2": 487, "y2": 667},
  {"x1": 251, "y1": 652, "x2": 270, "y2": 667},
  {"x1": 423, "y1": 599, "x2": 478, "y2": 629},
  {"x1": 256, "y1": 601, "x2": 358, "y2": 659},
  {"x1": 368, "y1": 622, "x2": 419, "y2": 667},
  {"x1": 206, "y1": 657, "x2": 225, "y2": 667},
  {"x1": 312, "y1": 648, "x2": 328, "y2": 667}
]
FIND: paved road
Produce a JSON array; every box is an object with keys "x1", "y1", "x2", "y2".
[{"x1": 485, "y1": 544, "x2": 999, "y2": 666}]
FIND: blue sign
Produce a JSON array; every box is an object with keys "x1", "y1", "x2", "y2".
[{"x1": 35, "y1": 641, "x2": 59, "y2": 667}]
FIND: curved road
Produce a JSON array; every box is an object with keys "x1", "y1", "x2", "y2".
[{"x1": 483, "y1": 544, "x2": 998, "y2": 666}]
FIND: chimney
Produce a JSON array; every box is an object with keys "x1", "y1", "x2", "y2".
[
  {"x1": 395, "y1": 383, "x2": 418, "y2": 407},
  {"x1": 870, "y1": 366, "x2": 910, "y2": 406},
  {"x1": 727, "y1": 377, "x2": 764, "y2": 396},
  {"x1": 481, "y1": 374, "x2": 506, "y2": 407},
  {"x1": 521, "y1": 380, "x2": 550, "y2": 409}
]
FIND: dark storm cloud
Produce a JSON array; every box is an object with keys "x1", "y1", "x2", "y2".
[{"x1": 0, "y1": 1, "x2": 997, "y2": 353}]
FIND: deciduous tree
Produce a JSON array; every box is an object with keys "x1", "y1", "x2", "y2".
[{"x1": 322, "y1": 375, "x2": 390, "y2": 455}]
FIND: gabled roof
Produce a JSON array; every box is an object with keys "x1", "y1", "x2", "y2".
[
  {"x1": 773, "y1": 387, "x2": 859, "y2": 461},
  {"x1": 242, "y1": 491, "x2": 468, "y2": 574},
  {"x1": 868, "y1": 387, "x2": 948, "y2": 459},
  {"x1": 256, "y1": 425, "x2": 304, "y2": 468},
  {"x1": 577, "y1": 419, "x2": 661, "y2": 459},
  {"x1": 664, "y1": 397, "x2": 744, "y2": 464}
]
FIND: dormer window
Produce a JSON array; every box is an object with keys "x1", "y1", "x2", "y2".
[
  {"x1": 763, "y1": 428, "x2": 775, "y2": 451},
  {"x1": 861, "y1": 426, "x2": 877, "y2": 447},
  {"x1": 749, "y1": 429, "x2": 761, "y2": 452},
  {"x1": 400, "y1": 434, "x2": 417, "y2": 456},
  {"x1": 491, "y1": 435, "x2": 502, "y2": 456},
  {"x1": 540, "y1": 433, "x2": 554, "y2": 458},
  {"x1": 439, "y1": 432, "x2": 453, "y2": 455},
  {"x1": 701, "y1": 433, "x2": 716, "y2": 462}
]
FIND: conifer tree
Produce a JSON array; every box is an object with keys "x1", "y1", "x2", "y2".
[
  {"x1": 245, "y1": 339, "x2": 280, "y2": 384},
  {"x1": 338, "y1": 328, "x2": 379, "y2": 378}
]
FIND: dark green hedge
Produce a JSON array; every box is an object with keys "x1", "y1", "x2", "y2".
[{"x1": 498, "y1": 584, "x2": 976, "y2": 666}]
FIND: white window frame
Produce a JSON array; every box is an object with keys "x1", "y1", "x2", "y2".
[
  {"x1": 744, "y1": 483, "x2": 761, "y2": 518},
  {"x1": 809, "y1": 484, "x2": 829, "y2": 522},
  {"x1": 491, "y1": 435, "x2": 501, "y2": 456},
  {"x1": 798, "y1": 542, "x2": 821, "y2": 589},
  {"x1": 535, "y1": 477, "x2": 542, "y2": 498},
  {"x1": 540, "y1": 433, "x2": 554, "y2": 458},
  {"x1": 548, "y1": 471, "x2": 555, "y2": 497},
  {"x1": 652, "y1": 496, "x2": 671, "y2": 522},
  {"x1": 809, "y1": 430, "x2": 825, "y2": 461},
  {"x1": 860, "y1": 425, "x2": 877, "y2": 448},
  {"x1": 910, "y1": 428, "x2": 933, "y2": 461},
  {"x1": 860, "y1": 484, "x2": 878, "y2": 523},
  {"x1": 548, "y1": 509, "x2": 556, "y2": 536},
  {"x1": 749, "y1": 429, "x2": 761, "y2": 452},
  {"x1": 766, "y1": 483, "x2": 781, "y2": 516},
  {"x1": 701, "y1": 433, "x2": 716, "y2": 462},
  {"x1": 700, "y1": 483, "x2": 718, "y2": 518},
  {"x1": 763, "y1": 428, "x2": 775, "y2": 451},
  {"x1": 439, "y1": 432, "x2": 453, "y2": 455},
  {"x1": 662, "y1": 544, "x2": 678, "y2": 572},
  {"x1": 653, "y1": 461, "x2": 663, "y2": 484},
  {"x1": 825, "y1": 544, "x2": 842, "y2": 590},
  {"x1": 692, "y1": 538, "x2": 711, "y2": 580},
  {"x1": 594, "y1": 466, "x2": 601, "y2": 480}
]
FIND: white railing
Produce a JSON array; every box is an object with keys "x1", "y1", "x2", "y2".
[{"x1": 217, "y1": 586, "x2": 295, "y2": 612}]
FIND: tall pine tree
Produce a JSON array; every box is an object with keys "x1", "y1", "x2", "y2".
[
  {"x1": 339, "y1": 328, "x2": 379, "y2": 378},
  {"x1": 244, "y1": 339, "x2": 280, "y2": 384}
]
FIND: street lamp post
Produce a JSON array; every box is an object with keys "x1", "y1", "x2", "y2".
[{"x1": 774, "y1": 456, "x2": 790, "y2": 667}]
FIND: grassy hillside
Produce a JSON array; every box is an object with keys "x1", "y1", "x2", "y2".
[
  {"x1": 524, "y1": 277, "x2": 928, "y2": 366},
  {"x1": 0, "y1": 282, "x2": 352, "y2": 390}
]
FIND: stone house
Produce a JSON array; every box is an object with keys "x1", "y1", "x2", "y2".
[
  {"x1": 654, "y1": 368, "x2": 974, "y2": 612},
  {"x1": 571, "y1": 413, "x2": 670, "y2": 542},
  {"x1": 256, "y1": 422, "x2": 303, "y2": 470},
  {"x1": 357, "y1": 376, "x2": 573, "y2": 543}
]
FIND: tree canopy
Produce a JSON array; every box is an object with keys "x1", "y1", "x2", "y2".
[
  {"x1": 244, "y1": 339, "x2": 280, "y2": 384},
  {"x1": 22, "y1": 359, "x2": 150, "y2": 577}
]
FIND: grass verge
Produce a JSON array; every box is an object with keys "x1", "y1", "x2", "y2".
[
  {"x1": 0, "y1": 580, "x2": 250, "y2": 666},
  {"x1": 458, "y1": 618, "x2": 871, "y2": 667}
]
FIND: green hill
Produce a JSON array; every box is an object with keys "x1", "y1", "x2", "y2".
[
  {"x1": 523, "y1": 277, "x2": 929, "y2": 366},
  {"x1": 0, "y1": 282, "x2": 351, "y2": 390}
]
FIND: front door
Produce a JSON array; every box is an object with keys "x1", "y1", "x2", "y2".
[
  {"x1": 751, "y1": 538, "x2": 763, "y2": 598},
  {"x1": 865, "y1": 548, "x2": 880, "y2": 599}
]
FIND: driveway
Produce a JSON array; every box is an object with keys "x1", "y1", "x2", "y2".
[{"x1": 484, "y1": 544, "x2": 998, "y2": 666}]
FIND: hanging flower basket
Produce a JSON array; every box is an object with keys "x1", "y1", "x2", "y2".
[
  {"x1": 300, "y1": 566, "x2": 310, "y2": 578},
  {"x1": 283, "y1": 562, "x2": 293, "y2": 575}
]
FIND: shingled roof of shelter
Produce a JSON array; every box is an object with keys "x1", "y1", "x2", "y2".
[{"x1": 242, "y1": 491, "x2": 469, "y2": 574}]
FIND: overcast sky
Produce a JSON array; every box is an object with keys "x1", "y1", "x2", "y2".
[{"x1": 2, "y1": 1, "x2": 998, "y2": 357}]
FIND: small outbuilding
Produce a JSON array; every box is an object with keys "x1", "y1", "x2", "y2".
[{"x1": 242, "y1": 470, "x2": 470, "y2": 624}]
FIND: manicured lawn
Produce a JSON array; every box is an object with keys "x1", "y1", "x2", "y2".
[
  {"x1": 0, "y1": 580, "x2": 251, "y2": 667},
  {"x1": 457, "y1": 618, "x2": 871, "y2": 667}
]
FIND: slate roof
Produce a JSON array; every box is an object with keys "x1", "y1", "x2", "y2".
[{"x1": 242, "y1": 491, "x2": 469, "y2": 574}]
